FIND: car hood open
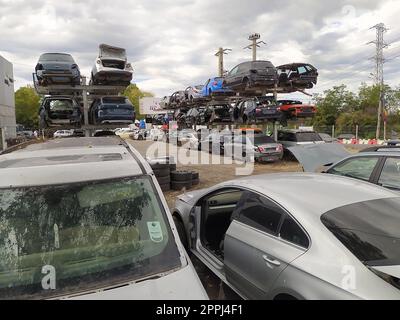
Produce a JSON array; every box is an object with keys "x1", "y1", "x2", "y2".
[
  {"x1": 288, "y1": 143, "x2": 350, "y2": 172},
  {"x1": 99, "y1": 44, "x2": 127, "y2": 61}
]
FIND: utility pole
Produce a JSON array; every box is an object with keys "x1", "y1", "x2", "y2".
[
  {"x1": 215, "y1": 48, "x2": 232, "y2": 77},
  {"x1": 244, "y1": 33, "x2": 266, "y2": 61},
  {"x1": 368, "y1": 23, "x2": 388, "y2": 140}
]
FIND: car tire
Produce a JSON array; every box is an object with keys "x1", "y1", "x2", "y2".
[
  {"x1": 160, "y1": 182, "x2": 171, "y2": 192},
  {"x1": 150, "y1": 162, "x2": 170, "y2": 170},
  {"x1": 171, "y1": 171, "x2": 192, "y2": 182},
  {"x1": 157, "y1": 175, "x2": 171, "y2": 185},
  {"x1": 153, "y1": 168, "x2": 170, "y2": 177},
  {"x1": 171, "y1": 180, "x2": 192, "y2": 191},
  {"x1": 191, "y1": 171, "x2": 199, "y2": 180},
  {"x1": 173, "y1": 215, "x2": 188, "y2": 250}
]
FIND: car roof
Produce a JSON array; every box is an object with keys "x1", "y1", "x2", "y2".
[
  {"x1": 344, "y1": 151, "x2": 400, "y2": 157},
  {"x1": 0, "y1": 137, "x2": 147, "y2": 188},
  {"x1": 223, "y1": 173, "x2": 397, "y2": 221}
]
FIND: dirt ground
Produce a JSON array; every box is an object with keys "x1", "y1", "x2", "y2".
[{"x1": 129, "y1": 139, "x2": 302, "y2": 209}]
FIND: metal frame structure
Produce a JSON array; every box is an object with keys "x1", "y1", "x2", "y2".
[{"x1": 33, "y1": 74, "x2": 129, "y2": 135}]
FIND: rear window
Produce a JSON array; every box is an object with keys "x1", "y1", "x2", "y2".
[
  {"x1": 254, "y1": 135, "x2": 276, "y2": 145},
  {"x1": 102, "y1": 97, "x2": 128, "y2": 104},
  {"x1": 253, "y1": 61, "x2": 274, "y2": 69},
  {"x1": 40, "y1": 54, "x2": 74, "y2": 63},
  {"x1": 295, "y1": 132, "x2": 323, "y2": 142},
  {"x1": 321, "y1": 198, "x2": 400, "y2": 266}
]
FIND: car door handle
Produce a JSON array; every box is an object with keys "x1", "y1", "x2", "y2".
[{"x1": 263, "y1": 255, "x2": 281, "y2": 267}]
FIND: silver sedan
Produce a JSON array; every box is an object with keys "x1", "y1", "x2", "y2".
[{"x1": 172, "y1": 173, "x2": 400, "y2": 300}]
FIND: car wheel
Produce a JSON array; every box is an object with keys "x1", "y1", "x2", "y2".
[
  {"x1": 173, "y1": 215, "x2": 188, "y2": 250},
  {"x1": 171, "y1": 171, "x2": 192, "y2": 182},
  {"x1": 171, "y1": 180, "x2": 192, "y2": 191},
  {"x1": 160, "y1": 182, "x2": 171, "y2": 192}
]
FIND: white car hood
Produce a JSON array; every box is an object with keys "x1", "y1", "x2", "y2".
[{"x1": 69, "y1": 264, "x2": 208, "y2": 300}]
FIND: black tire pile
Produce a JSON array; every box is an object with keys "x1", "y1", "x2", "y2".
[{"x1": 148, "y1": 157, "x2": 199, "y2": 192}]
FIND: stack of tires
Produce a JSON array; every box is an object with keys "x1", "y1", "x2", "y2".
[
  {"x1": 148, "y1": 157, "x2": 176, "y2": 192},
  {"x1": 147, "y1": 157, "x2": 200, "y2": 192},
  {"x1": 170, "y1": 170, "x2": 199, "y2": 191}
]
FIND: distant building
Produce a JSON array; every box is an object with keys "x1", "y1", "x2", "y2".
[{"x1": 0, "y1": 54, "x2": 16, "y2": 149}]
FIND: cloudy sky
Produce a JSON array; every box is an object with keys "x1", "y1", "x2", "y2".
[{"x1": 1, "y1": 0, "x2": 400, "y2": 101}]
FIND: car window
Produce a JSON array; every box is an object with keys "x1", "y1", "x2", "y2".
[
  {"x1": 279, "y1": 215, "x2": 309, "y2": 248},
  {"x1": 298, "y1": 66, "x2": 307, "y2": 74},
  {"x1": 0, "y1": 176, "x2": 181, "y2": 299},
  {"x1": 229, "y1": 66, "x2": 239, "y2": 76},
  {"x1": 295, "y1": 132, "x2": 322, "y2": 142},
  {"x1": 328, "y1": 157, "x2": 380, "y2": 181},
  {"x1": 238, "y1": 193, "x2": 284, "y2": 235},
  {"x1": 378, "y1": 157, "x2": 400, "y2": 190}
]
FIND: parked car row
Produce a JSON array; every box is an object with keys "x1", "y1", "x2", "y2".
[{"x1": 161, "y1": 61, "x2": 318, "y2": 109}]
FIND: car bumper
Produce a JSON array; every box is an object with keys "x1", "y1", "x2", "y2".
[
  {"x1": 255, "y1": 152, "x2": 283, "y2": 162},
  {"x1": 94, "y1": 70, "x2": 133, "y2": 81}
]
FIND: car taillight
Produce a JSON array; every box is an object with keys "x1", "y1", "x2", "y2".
[
  {"x1": 277, "y1": 107, "x2": 281, "y2": 111},
  {"x1": 256, "y1": 108, "x2": 261, "y2": 113},
  {"x1": 258, "y1": 146, "x2": 264, "y2": 152},
  {"x1": 212, "y1": 81, "x2": 218, "y2": 86},
  {"x1": 276, "y1": 144, "x2": 283, "y2": 152}
]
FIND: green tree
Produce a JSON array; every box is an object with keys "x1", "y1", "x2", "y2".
[
  {"x1": 123, "y1": 84, "x2": 154, "y2": 119},
  {"x1": 15, "y1": 86, "x2": 40, "y2": 129},
  {"x1": 312, "y1": 84, "x2": 359, "y2": 128}
]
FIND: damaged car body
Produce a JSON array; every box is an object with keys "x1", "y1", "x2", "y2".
[
  {"x1": 91, "y1": 44, "x2": 133, "y2": 86},
  {"x1": 277, "y1": 63, "x2": 318, "y2": 90},
  {"x1": 35, "y1": 53, "x2": 81, "y2": 86},
  {"x1": 172, "y1": 173, "x2": 400, "y2": 300},
  {"x1": 39, "y1": 96, "x2": 82, "y2": 129}
]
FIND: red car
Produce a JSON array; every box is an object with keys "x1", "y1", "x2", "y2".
[{"x1": 277, "y1": 100, "x2": 317, "y2": 119}]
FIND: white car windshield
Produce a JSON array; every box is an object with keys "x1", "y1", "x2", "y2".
[{"x1": 0, "y1": 176, "x2": 181, "y2": 299}]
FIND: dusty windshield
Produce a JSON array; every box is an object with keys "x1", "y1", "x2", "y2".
[{"x1": 0, "y1": 176, "x2": 181, "y2": 299}]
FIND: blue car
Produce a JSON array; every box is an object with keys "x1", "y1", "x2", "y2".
[{"x1": 201, "y1": 77, "x2": 234, "y2": 97}]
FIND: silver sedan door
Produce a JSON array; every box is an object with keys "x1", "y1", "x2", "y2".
[{"x1": 224, "y1": 191, "x2": 308, "y2": 299}]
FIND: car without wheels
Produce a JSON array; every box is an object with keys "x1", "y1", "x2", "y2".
[
  {"x1": 0, "y1": 137, "x2": 207, "y2": 300},
  {"x1": 39, "y1": 96, "x2": 82, "y2": 129},
  {"x1": 277, "y1": 63, "x2": 318, "y2": 90},
  {"x1": 89, "y1": 96, "x2": 135, "y2": 125},
  {"x1": 173, "y1": 173, "x2": 400, "y2": 300},
  {"x1": 91, "y1": 44, "x2": 133, "y2": 86},
  {"x1": 35, "y1": 53, "x2": 81, "y2": 86},
  {"x1": 277, "y1": 100, "x2": 317, "y2": 120},
  {"x1": 223, "y1": 61, "x2": 278, "y2": 92},
  {"x1": 201, "y1": 77, "x2": 234, "y2": 97},
  {"x1": 185, "y1": 85, "x2": 204, "y2": 102}
]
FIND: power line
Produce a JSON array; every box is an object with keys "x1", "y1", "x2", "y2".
[{"x1": 367, "y1": 23, "x2": 388, "y2": 140}]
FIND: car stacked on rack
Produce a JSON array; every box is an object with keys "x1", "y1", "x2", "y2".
[
  {"x1": 35, "y1": 44, "x2": 135, "y2": 132},
  {"x1": 158, "y1": 58, "x2": 318, "y2": 128}
]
